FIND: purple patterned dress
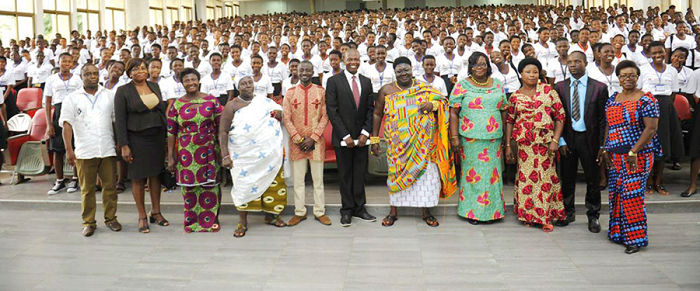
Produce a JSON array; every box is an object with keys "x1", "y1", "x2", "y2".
[{"x1": 167, "y1": 95, "x2": 223, "y2": 232}]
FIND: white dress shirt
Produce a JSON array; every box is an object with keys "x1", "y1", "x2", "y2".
[
  {"x1": 58, "y1": 86, "x2": 116, "y2": 159},
  {"x1": 201, "y1": 71, "x2": 235, "y2": 97},
  {"x1": 43, "y1": 73, "x2": 84, "y2": 105}
]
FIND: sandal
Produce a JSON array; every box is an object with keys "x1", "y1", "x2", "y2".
[
  {"x1": 542, "y1": 224, "x2": 554, "y2": 233},
  {"x1": 381, "y1": 215, "x2": 398, "y2": 227},
  {"x1": 264, "y1": 215, "x2": 287, "y2": 227},
  {"x1": 138, "y1": 218, "x2": 150, "y2": 234},
  {"x1": 645, "y1": 185, "x2": 653, "y2": 195},
  {"x1": 148, "y1": 212, "x2": 170, "y2": 226},
  {"x1": 116, "y1": 182, "x2": 126, "y2": 193},
  {"x1": 423, "y1": 215, "x2": 439, "y2": 227},
  {"x1": 233, "y1": 223, "x2": 247, "y2": 238},
  {"x1": 655, "y1": 185, "x2": 669, "y2": 195},
  {"x1": 524, "y1": 222, "x2": 534, "y2": 227},
  {"x1": 671, "y1": 162, "x2": 682, "y2": 170}
]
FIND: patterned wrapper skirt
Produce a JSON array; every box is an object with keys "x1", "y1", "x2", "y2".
[
  {"x1": 182, "y1": 184, "x2": 221, "y2": 233},
  {"x1": 513, "y1": 142, "x2": 566, "y2": 225},
  {"x1": 457, "y1": 138, "x2": 505, "y2": 221},
  {"x1": 608, "y1": 152, "x2": 651, "y2": 247}
]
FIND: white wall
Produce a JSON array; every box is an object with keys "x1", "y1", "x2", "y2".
[
  {"x1": 427, "y1": 0, "x2": 455, "y2": 7},
  {"x1": 316, "y1": 0, "x2": 346, "y2": 11}
]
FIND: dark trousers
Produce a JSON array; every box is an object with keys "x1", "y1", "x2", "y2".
[
  {"x1": 335, "y1": 146, "x2": 368, "y2": 216},
  {"x1": 560, "y1": 131, "x2": 602, "y2": 220},
  {"x1": 440, "y1": 75, "x2": 454, "y2": 97}
]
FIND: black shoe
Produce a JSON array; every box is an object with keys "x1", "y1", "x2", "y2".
[
  {"x1": 588, "y1": 218, "x2": 601, "y2": 233},
  {"x1": 681, "y1": 190, "x2": 697, "y2": 197},
  {"x1": 624, "y1": 246, "x2": 640, "y2": 254},
  {"x1": 340, "y1": 215, "x2": 352, "y2": 227},
  {"x1": 565, "y1": 215, "x2": 576, "y2": 223},
  {"x1": 353, "y1": 211, "x2": 377, "y2": 222},
  {"x1": 465, "y1": 218, "x2": 480, "y2": 225},
  {"x1": 555, "y1": 220, "x2": 569, "y2": 227}
]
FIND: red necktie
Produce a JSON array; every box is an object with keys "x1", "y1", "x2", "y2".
[{"x1": 352, "y1": 75, "x2": 360, "y2": 108}]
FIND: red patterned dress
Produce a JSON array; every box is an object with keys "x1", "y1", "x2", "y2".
[{"x1": 506, "y1": 82, "x2": 566, "y2": 225}]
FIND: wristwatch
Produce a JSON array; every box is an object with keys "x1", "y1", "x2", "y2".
[{"x1": 628, "y1": 151, "x2": 637, "y2": 157}]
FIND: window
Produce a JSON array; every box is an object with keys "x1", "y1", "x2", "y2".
[
  {"x1": 207, "y1": 7, "x2": 214, "y2": 20},
  {"x1": 182, "y1": 0, "x2": 193, "y2": 22},
  {"x1": 225, "y1": 4, "x2": 232, "y2": 17},
  {"x1": 167, "y1": 8, "x2": 179, "y2": 26},
  {"x1": 150, "y1": 9, "x2": 164, "y2": 27},
  {"x1": 233, "y1": 4, "x2": 239, "y2": 17},
  {"x1": 76, "y1": 0, "x2": 99, "y2": 35},
  {"x1": 106, "y1": 0, "x2": 125, "y2": 32},
  {"x1": 44, "y1": 0, "x2": 70, "y2": 40},
  {"x1": 217, "y1": 6, "x2": 223, "y2": 19},
  {"x1": 0, "y1": 0, "x2": 34, "y2": 44}
]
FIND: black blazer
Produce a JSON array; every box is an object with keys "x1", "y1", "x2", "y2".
[
  {"x1": 554, "y1": 77, "x2": 609, "y2": 151},
  {"x1": 325, "y1": 71, "x2": 374, "y2": 147},
  {"x1": 114, "y1": 81, "x2": 166, "y2": 147}
]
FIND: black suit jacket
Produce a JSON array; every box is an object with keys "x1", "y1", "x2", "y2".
[
  {"x1": 325, "y1": 71, "x2": 374, "y2": 147},
  {"x1": 114, "y1": 81, "x2": 166, "y2": 147},
  {"x1": 554, "y1": 77, "x2": 609, "y2": 151}
]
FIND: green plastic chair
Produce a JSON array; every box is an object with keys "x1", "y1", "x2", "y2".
[{"x1": 14, "y1": 140, "x2": 51, "y2": 177}]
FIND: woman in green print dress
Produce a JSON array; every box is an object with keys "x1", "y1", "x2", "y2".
[
  {"x1": 167, "y1": 68, "x2": 224, "y2": 233},
  {"x1": 449, "y1": 52, "x2": 508, "y2": 225}
]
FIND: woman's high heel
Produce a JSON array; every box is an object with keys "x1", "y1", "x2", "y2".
[
  {"x1": 148, "y1": 212, "x2": 170, "y2": 226},
  {"x1": 138, "y1": 218, "x2": 150, "y2": 233}
]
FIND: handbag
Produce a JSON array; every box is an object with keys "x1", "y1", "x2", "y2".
[{"x1": 159, "y1": 168, "x2": 177, "y2": 189}]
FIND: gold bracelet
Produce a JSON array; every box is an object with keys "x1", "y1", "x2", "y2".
[
  {"x1": 430, "y1": 101, "x2": 440, "y2": 112},
  {"x1": 296, "y1": 137, "x2": 305, "y2": 144},
  {"x1": 370, "y1": 136, "x2": 381, "y2": 144}
]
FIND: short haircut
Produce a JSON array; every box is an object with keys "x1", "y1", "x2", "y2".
[
  {"x1": 125, "y1": 58, "x2": 147, "y2": 78},
  {"x1": 170, "y1": 58, "x2": 184, "y2": 69},
  {"x1": 468, "y1": 52, "x2": 492, "y2": 76},
  {"x1": 209, "y1": 52, "x2": 222, "y2": 60},
  {"x1": 615, "y1": 60, "x2": 640, "y2": 76},
  {"x1": 179, "y1": 67, "x2": 201, "y2": 81},
  {"x1": 649, "y1": 40, "x2": 665, "y2": 50}
]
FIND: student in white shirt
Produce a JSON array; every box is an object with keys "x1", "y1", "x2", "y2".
[
  {"x1": 436, "y1": 36, "x2": 462, "y2": 95},
  {"x1": 262, "y1": 46, "x2": 289, "y2": 101},
  {"x1": 28, "y1": 51, "x2": 53, "y2": 90},
  {"x1": 250, "y1": 55, "x2": 274, "y2": 99},
  {"x1": 8, "y1": 51, "x2": 28, "y2": 91},
  {"x1": 322, "y1": 51, "x2": 343, "y2": 89},
  {"x1": 415, "y1": 55, "x2": 447, "y2": 96},
  {"x1": 637, "y1": 41, "x2": 682, "y2": 196},
  {"x1": 0, "y1": 57, "x2": 14, "y2": 121},
  {"x1": 664, "y1": 21, "x2": 696, "y2": 65},
  {"x1": 163, "y1": 58, "x2": 186, "y2": 110},
  {"x1": 223, "y1": 45, "x2": 253, "y2": 91},
  {"x1": 533, "y1": 27, "x2": 556, "y2": 69},
  {"x1": 568, "y1": 28, "x2": 594, "y2": 63},
  {"x1": 44, "y1": 53, "x2": 84, "y2": 195},
  {"x1": 200, "y1": 53, "x2": 235, "y2": 106},
  {"x1": 282, "y1": 59, "x2": 300, "y2": 96},
  {"x1": 102, "y1": 61, "x2": 127, "y2": 95},
  {"x1": 147, "y1": 59, "x2": 171, "y2": 101},
  {"x1": 361, "y1": 45, "x2": 395, "y2": 93},
  {"x1": 547, "y1": 38, "x2": 571, "y2": 86},
  {"x1": 184, "y1": 45, "x2": 213, "y2": 76},
  {"x1": 58, "y1": 63, "x2": 120, "y2": 236},
  {"x1": 490, "y1": 50, "x2": 520, "y2": 95},
  {"x1": 587, "y1": 43, "x2": 621, "y2": 96}
]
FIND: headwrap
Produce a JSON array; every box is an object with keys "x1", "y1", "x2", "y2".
[
  {"x1": 393, "y1": 56, "x2": 411, "y2": 70},
  {"x1": 517, "y1": 57, "x2": 542, "y2": 74},
  {"x1": 238, "y1": 72, "x2": 253, "y2": 87}
]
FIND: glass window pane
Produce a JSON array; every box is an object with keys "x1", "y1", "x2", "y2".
[
  {"x1": 206, "y1": 8, "x2": 213, "y2": 20},
  {"x1": 150, "y1": 0, "x2": 163, "y2": 8},
  {"x1": 88, "y1": 13, "x2": 99, "y2": 32},
  {"x1": 105, "y1": 10, "x2": 113, "y2": 31},
  {"x1": 114, "y1": 10, "x2": 125, "y2": 31},
  {"x1": 167, "y1": 0, "x2": 177, "y2": 7},
  {"x1": 0, "y1": 0, "x2": 16, "y2": 12},
  {"x1": 43, "y1": 14, "x2": 56, "y2": 38},
  {"x1": 106, "y1": 0, "x2": 124, "y2": 9},
  {"x1": 18, "y1": 16, "x2": 33, "y2": 40},
  {"x1": 58, "y1": 14, "x2": 70, "y2": 38},
  {"x1": 17, "y1": 0, "x2": 33, "y2": 13},
  {"x1": 57, "y1": 0, "x2": 70, "y2": 12},
  {"x1": 88, "y1": 0, "x2": 98, "y2": 9},
  {"x1": 182, "y1": 0, "x2": 192, "y2": 8},
  {"x1": 77, "y1": 0, "x2": 86, "y2": 9},
  {"x1": 77, "y1": 12, "x2": 86, "y2": 34},
  {"x1": 43, "y1": 0, "x2": 55, "y2": 10},
  {"x1": 0, "y1": 15, "x2": 17, "y2": 45}
]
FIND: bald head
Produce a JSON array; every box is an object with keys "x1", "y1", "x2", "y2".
[{"x1": 344, "y1": 48, "x2": 361, "y2": 74}]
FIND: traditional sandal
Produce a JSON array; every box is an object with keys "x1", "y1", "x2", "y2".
[
  {"x1": 423, "y1": 215, "x2": 439, "y2": 227},
  {"x1": 655, "y1": 185, "x2": 669, "y2": 195},
  {"x1": 264, "y1": 215, "x2": 287, "y2": 227},
  {"x1": 138, "y1": 217, "x2": 150, "y2": 234},
  {"x1": 524, "y1": 222, "x2": 534, "y2": 227},
  {"x1": 645, "y1": 185, "x2": 654, "y2": 195},
  {"x1": 148, "y1": 212, "x2": 170, "y2": 226},
  {"x1": 542, "y1": 224, "x2": 554, "y2": 233},
  {"x1": 116, "y1": 182, "x2": 126, "y2": 193},
  {"x1": 233, "y1": 224, "x2": 247, "y2": 238},
  {"x1": 381, "y1": 215, "x2": 398, "y2": 227}
]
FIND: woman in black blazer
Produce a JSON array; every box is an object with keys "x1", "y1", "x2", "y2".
[{"x1": 114, "y1": 58, "x2": 169, "y2": 233}]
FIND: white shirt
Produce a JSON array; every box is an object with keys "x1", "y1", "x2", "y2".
[
  {"x1": 665, "y1": 34, "x2": 697, "y2": 67},
  {"x1": 568, "y1": 43, "x2": 595, "y2": 63},
  {"x1": 281, "y1": 77, "x2": 299, "y2": 96},
  {"x1": 223, "y1": 60, "x2": 253, "y2": 89},
  {"x1": 253, "y1": 74, "x2": 274, "y2": 98},
  {"x1": 587, "y1": 63, "x2": 621, "y2": 97},
  {"x1": 43, "y1": 73, "x2": 84, "y2": 105},
  {"x1": 360, "y1": 63, "x2": 396, "y2": 93},
  {"x1": 163, "y1": 75, "x2": 186, "y2": 100},
  {"x1": 58, "y1": 86, "x2": 116, "y2": 159},
  {"x1": 201, "y1": 71, "x2": 235, "y2": 97},
  {"x1": 546, "y1": 57, "x2": 570, "y2": 84},
  {"x1": 637, "y1": 63, "x2": 679, "y2": 96},
  {"x1": 409, "y1": 54, "x2": 425, "y2": 78},
  {"x1": 28, "y1": 62, "x2": 54, "y2": 85},
  {"x1": 262, "y1": 62, "x2": 289, "y2": 84},
  {"x1": 184, "y1": 59, "x2": 213, "y2": 76},
  {"x1": 8, "y1": 60, "x2": 28, "y2": 82},
  {"x1": 0, "y1": 69, "x2": 14, "y2": 101},
  {"x1": 102, "y1": 78, "x2": 127, "y2": 96},
  {"x1": 416, "y1": 75, "x2": 448, "y2": 96},
  {"x1": 493, "y1": 65, "x2": 521, "y2": 94},
  {"x1": 342, "y1": 69, "x2": 368, "y2": 139},
  {"x1": 533, "y1": 42, "x2": 557, "y2": 68},
  {"x1": 436, "y1": 53, "x2": 463, "y2": 78},
  {"x1": 675, "y1": 66, "x2": 694, "y2": 93}
]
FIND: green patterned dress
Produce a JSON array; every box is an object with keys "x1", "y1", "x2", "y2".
[
  {"x1": 449, "y1": 78, "x2": 508, "y2": 221},
  {"x1": 167, "y1": 95, "x2": 223, "y2": 232}
]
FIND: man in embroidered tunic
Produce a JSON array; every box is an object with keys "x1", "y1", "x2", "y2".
[
  {"x1": 283, "y1": 61, "x2": 331, "y2": 226},
  {"x1": 371, "y1": 56, "x2": 457, "y2": 227}
]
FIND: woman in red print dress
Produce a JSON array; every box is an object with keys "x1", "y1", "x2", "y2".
[{"x1": 505, "y1": 58, "x2": 567, "y2": 232}]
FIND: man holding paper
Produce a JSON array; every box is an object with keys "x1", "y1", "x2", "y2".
[{"x1": 325, "y1": 48, "x2": 376, "y2": 226}]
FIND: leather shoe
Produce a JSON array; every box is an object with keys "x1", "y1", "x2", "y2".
[
  {"x1": 105, "y1": 220, "x2": 122, "y2": 232},
  {"x1": 566, "y1": 215, "x2": 576, "y2": 223},
  {"x1": 555, "y1": 220, "x2": 569, "y2": 227},
  {"x1": 82, "y1": 225, "x2": 96, "y2": 237},
  {"x1": 625, "y1": 246, "x2": 640, "y2": 254},
  {"x1": 287, "y1": 215, "x2": 307, "y2": 226},
  {"x1": 588, "y1": 218, "x2": 601, "y2": 233},
  {"x1": 353, "y1": 211, "x2": 377, "y2": 222},
  {"x1": 340, "y1": 215, "x2": 352, "y2": 227},
  {"x1": 315, "y1": 215, "x2": 332, "y2": 226}
]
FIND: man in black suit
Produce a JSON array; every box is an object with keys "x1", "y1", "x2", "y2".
[
  {"x1": 554, "y1": 51, "x2": 609, "y2": 233},
  {"x1": 325, "y1": 48, "x2": 377, "y2": 226}
]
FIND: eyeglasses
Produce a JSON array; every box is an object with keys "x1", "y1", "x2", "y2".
[
  {"x1": 618, "y1": 74, "x2": 638, "y2": 80},
  {"x1": 473, "y1": 63, "x2": 488, "y2": 68}
]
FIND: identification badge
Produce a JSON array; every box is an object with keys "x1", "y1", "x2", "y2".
[{"x1": 654, "y1": 84, "x2": 669, "y2": 93}]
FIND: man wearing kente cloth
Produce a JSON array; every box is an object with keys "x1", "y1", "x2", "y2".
[
  {"x1": 371, "y1": 56, "x2": 457, "y2": 227},
  {"x1": 219, "y1": 75, "x2": 287, "y2": 238}
]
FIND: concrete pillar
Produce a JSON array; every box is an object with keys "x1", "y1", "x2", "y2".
[
  {"x1": 70, "y1": 0, "x2": 78, "y2": 31},
  {"x1": 99, "y1": 0, "x2": 106, "y2": 32},
  {"x1": 195, "y1": 0, "x2": 207, "y2": 21},
  {"x1": 162, "y1": 0, "x2": 169, "y2": 28},
  {"x1": 34, "y1": 0, "x2": 45, "y2": 36},
  {"x1": 179, "y1": 0, "x2": 184, "y2": 22},
  {"x1": 310, "y1": 0, "x2": 316, "y2": 13},
  {"x1": 126, "y1": 0, "x2": 150, "y2": 30}
]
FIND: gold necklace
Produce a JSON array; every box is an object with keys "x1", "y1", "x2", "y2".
[{"x1": 470, "y1": 76, "x2": 489, "y2": 87}]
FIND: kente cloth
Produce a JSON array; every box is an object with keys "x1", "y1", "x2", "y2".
[
  {"x1": 228, "y1": 96, "x2": 284, "y2": 206},
  {"x1": 383, "y1": 82, "x2": 456, "y2": 198}
]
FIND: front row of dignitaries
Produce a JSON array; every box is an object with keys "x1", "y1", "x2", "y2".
[{"x1": 60, "y1": 51, "x2": 656, "y2": 254}]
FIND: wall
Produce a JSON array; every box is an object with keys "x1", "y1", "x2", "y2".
[
  {"x1": 427, "y1": 0, "x2": 455, "y2": 7},
  {"x1": 317, "y1": 0, "x2": 346, "y2": 11}
]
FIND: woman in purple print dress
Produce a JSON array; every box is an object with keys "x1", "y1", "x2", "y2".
[{"x1": 167, "y1": 68, "x2": 224, "y2": 232}]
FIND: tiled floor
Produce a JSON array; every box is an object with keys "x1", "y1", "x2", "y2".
[{"x1": 0, "y1": 209, "x2": 699, "y2": 291}]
